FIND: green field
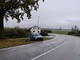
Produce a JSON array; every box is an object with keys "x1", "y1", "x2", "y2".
[{"x1": 52, "y1": 30, "x2": 70, "y2": 35}]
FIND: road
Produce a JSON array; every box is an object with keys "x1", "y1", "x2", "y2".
[{"x1": 0, "y1": 34, "x2": 80, "y2": 60}]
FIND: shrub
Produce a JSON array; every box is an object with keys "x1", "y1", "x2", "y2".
[
  {"x1": 4, "y1": 27, "x2": 28, "y2": 38},
  {"x1": 40, "y1": 29, "x2": 52, "y2": 36}
]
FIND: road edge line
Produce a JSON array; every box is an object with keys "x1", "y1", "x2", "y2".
[{"x1": 30, "y1": 41, "x2": 67, "y2": 60}]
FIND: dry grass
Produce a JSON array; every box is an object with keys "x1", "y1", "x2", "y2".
[{"x1": 0, "y1": 37, "x2": 52, "y2": 49}]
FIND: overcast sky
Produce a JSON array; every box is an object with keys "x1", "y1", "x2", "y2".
[{"x1": 4, "y1": 0, "x2": 80, "y2": 29}]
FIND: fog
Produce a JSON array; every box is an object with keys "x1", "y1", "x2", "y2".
[{"x1": 4, "y1": 0, "x2": 80, "y2": 29}]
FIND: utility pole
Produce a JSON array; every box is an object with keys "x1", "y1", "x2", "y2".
[{"x1": 38, "y1": 16, "x2": 39, "y2": 27}]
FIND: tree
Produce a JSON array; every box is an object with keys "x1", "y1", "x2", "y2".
[
  {"x1": 72, "y1": 25, "x2": 79, "y2": 32},
  {"x1": 0, "y1": 0, "x2": 44, "y2": 39},
  {"x1": 68, "y1": 25, "x2": 79, "y2": 35}
]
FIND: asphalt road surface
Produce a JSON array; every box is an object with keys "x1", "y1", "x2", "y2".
[{"x1": 0, "y1": 34, "x2": 80, "y2": 60}]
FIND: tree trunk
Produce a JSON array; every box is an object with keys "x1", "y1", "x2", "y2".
[{"x1": 0, "y1": 8, "x2": 5, "y2": 39}]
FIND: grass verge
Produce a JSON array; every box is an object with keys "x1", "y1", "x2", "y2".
[{"x1": 0, "y1": 37, "x2": 52, "y2": 49}]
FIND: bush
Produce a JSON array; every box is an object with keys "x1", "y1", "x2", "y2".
[
  {"x1": 47, "y1": 29, "x2": 52, "y2": 33},
  {"x1": 68, "y1": 31, "x2": 75, "y2": 35},
  {"x1": 40, "y1": 31, "x2": 48, "y2": 36},
  {"x1": 68, "y1": 26, "x2": 80, "y2": 36},
  {"x1": 4, "y1": 27, "x2": 29, "y2": 38},
  {"x1": 40, "y1": 29, "x2": 52, "y2": 36},
  {"x1": 68, "y1": 30, "x2": 80, "y2": 36}
]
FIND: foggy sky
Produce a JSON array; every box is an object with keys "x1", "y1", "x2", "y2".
[{"x1": 4, "y1": 0, "x2": 80, "y2": 29}]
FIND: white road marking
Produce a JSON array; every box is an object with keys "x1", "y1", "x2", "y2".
[{"x1": 30, "y1": 41, "x2": 67, "y2": 60}]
